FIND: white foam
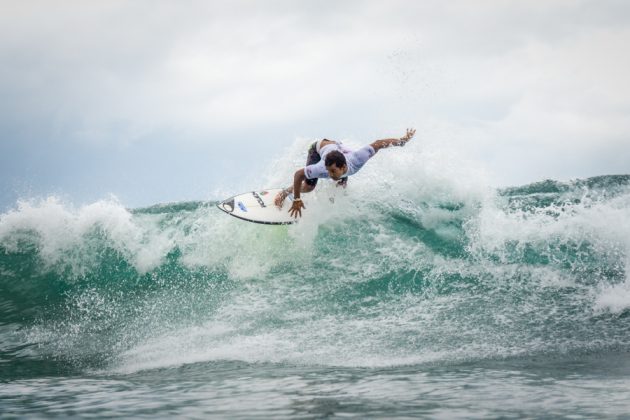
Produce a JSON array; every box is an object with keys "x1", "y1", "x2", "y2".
[
  {"x1": 468, "y1": 186, "x2": 630, "y2": 262},
  {"x1": 0, "y1": 196, "x2": 176, "y2": 277},
  {"x1": 594, "y1": 281, "x2": 630, "y2": 314},
  {"x1": 594, "y1": 253, "x2": 630, "y2": 314}
]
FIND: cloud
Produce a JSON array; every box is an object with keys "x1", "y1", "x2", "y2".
[
  {"x1": 0, "y1": 1, "x2": 400, "y2": 143},
  {"x1": 0, "y1": 0, "x2": 629, "y2": 206}
]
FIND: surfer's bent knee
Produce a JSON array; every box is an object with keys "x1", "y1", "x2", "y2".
[{"x1": 301, "y1": 182, "x2": 316, "y2": 193}]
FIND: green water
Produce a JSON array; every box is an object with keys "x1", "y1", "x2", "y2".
[{"x1": 1, "y1": 175, "x2": 630, "y2": 418}]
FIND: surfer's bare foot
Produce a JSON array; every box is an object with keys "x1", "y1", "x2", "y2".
[{"x1": 274, "y1": 190, "x2": 288, "y2": 209}]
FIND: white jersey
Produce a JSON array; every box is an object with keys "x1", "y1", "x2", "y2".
[{"x1": 304, "y1": 141, "x2": 376, "y2": 180}]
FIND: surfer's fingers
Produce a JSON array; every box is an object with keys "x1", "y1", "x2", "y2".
[{"x1": 288, "y1": 201, "x2": 305, "y2": 218}]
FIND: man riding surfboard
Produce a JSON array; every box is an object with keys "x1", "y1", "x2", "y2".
[{"x1": 275, "y1": 128, "x2": 416, "y2": 218}]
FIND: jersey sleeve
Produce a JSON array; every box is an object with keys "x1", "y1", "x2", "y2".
[
  {"x1": 304, "y1": 161, "x2": 329, "y2": 179},
  {"x1": 346, "y1": 145, "x2": 376, "y2": 173}
]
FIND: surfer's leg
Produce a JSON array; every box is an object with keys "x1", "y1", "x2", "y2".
[
  {"x1": 301, "y1": 142, "x2": 320, "y2": 192},
  {"x1": 301, "y1": 179, "x2": 317, "y2": 192},
  {"x1": 306, "y1": 142, "x2": 321, "y2": 165}
]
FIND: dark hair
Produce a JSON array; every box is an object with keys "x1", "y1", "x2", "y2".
[{"x1": 325, "y1": 150, "x2": 346, "y2": 168}]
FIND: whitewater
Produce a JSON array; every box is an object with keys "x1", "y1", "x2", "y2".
[{"x1": 1, "y1": 140, "x2": 630, "y2": 418}]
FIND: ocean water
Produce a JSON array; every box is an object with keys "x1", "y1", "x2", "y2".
[{"x1": 1, "y1": 170, "x2": 630, "y2": 418}]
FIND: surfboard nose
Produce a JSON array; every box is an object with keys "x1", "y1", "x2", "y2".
[{"x1": 217, "y1": 198, "x2": 235, "y2": 213}]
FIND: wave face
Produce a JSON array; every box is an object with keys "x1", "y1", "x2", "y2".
[{"x1": 1, "y1": 174, "x2": 629, "y2": 378}]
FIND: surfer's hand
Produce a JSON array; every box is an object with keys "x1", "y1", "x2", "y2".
[
  {"x1": 336, "y1": 178, "x2": 347, "y2": 188},
  {"x1": 274, "y1": 190, "x2": 288, "y2": 209},
  {"x1": 289, "y1": 200, "x2": 305, "y2": 218},
  {"x1": 400, "y1": 128, "x2": 416, "y2": 144}
]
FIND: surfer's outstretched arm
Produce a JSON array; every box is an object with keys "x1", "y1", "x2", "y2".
[{"x1": 370, "y1": 128, "x2": 416, "y2": 152}]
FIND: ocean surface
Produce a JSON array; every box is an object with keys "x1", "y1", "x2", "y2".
[{"x1": 1, "y1": 173, "x2": 630, "y2": 418}]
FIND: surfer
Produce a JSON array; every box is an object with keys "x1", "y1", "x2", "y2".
[{"x1": 274, "y1": 128, "x2": 416, "y2": 218}]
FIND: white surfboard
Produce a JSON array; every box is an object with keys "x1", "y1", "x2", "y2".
[{"x1": 216, "y1": 188, "x2": 300, "y2": 225}]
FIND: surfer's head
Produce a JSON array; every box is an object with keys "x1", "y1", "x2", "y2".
[{"x1": 325, "y1": 151, "x2": 347, "y2": 180}]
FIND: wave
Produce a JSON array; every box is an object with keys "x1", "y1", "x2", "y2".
[{"x1": 1, "y1": 171, "x2": 629, "y2": 376}]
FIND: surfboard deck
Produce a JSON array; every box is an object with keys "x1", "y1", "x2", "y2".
[{"x1": 216, "y1": 188, "x2": 299, "y2": 225}]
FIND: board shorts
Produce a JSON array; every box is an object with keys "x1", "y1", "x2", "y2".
[{"x1": 304, "y1": 142, "x2": 321, "y2": 187}]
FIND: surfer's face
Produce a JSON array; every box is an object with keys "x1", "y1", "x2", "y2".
[{"x1": 326, "y1": 163, "x2": 347, "y2": 180}]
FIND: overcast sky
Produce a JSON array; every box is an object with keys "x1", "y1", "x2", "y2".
[{"x1": 1, "y1": 0, "x2": 629, "y2": 209}]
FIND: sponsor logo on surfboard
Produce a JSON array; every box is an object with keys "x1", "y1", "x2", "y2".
[
  {"x1": 252, "y1": 191, "x2": 266, "y2": 208},
  {"x1": 237, "y1": 201, "x2": 248, "y2": 212}
]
